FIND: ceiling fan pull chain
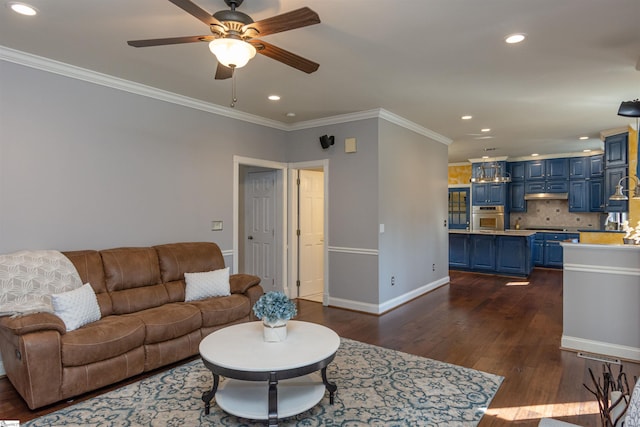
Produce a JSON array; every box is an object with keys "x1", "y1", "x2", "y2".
[{"x1": 230, "y1": 66, "x2": 237, "y2": 108}]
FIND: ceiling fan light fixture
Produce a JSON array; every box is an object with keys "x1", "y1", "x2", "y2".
[{"x1": 209, "y1": 38, "x2": 256, "y2": 69}]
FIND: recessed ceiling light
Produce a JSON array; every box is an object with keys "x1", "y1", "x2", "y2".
[
  {"x1": 531, "y1": 153, "x2": 539, "y2": 157},
  {"x1": 579, "y1": 136, "x2": 589, "y2": 140},
  {"x1": 482, "y1": 156, "x2": 490, "y2": 159},
  {"x1": 505, "y1": 33, "x2": 526, "y2": 44},
  {"x1": 285, "y1": 112, "x2": 296, "y2": 117},
  {"x1": 461, "y1": 115, "x2": 472, "y2": 120},
  {"x1": 267, "y1": 95, "x2": 280, "y2": 101},
  {"x1": 583, "y1": 149, "x2": 592, "y2": 153},
  {"x1": 9, "y1": 2, "x2": 37, "y2": 15},
  {"x1": 481, "y1": 128, "x2": 491, "y2": 132}
]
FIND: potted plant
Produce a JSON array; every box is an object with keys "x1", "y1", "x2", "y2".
[{"x1": 252, "y1": 291, "x2": 297, "y2": 342}]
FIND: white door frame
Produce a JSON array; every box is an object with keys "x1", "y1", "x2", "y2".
[
  {"x1": 233, "y1": 156, "x2": 289, "y2": 295},
  {"x1": 288, "y1": 159, "x2": 329, "y2": 305}
]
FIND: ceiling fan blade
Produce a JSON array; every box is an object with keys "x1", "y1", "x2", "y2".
[
  {"x1": 127, "y1": 35, "x2": 214, "y2": 47},
  {"x1": 215, "y1": 63, "x2": 233, "y2": 80},
  {"x1": 168, "y1": 0, "x2": 222, "y2": 27},
  {"x1": 249, "y1": 40, "x2": 319, "y2": 74},
  {"x1": 246, "y1": 7, "x2": 320, "y2": 37}
]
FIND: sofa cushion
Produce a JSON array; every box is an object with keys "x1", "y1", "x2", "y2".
[
  {"x1": 187, "y1": 294, "x2": 250, "y2": 327},
  {"x1": 101, "y1": 247, "x2": 167, "y2": 314},
  {"x1": 128, "y1": 303, "x2": 202, "y2": 345},
  {"x1": 185, "y1": 268, "x2": 231, "y2": 301},
  {"x1": 61, "y1": 315, "x2": 145, "y2": 367},
  {"x1": 101, "y1": 247, "x2": 162, "y2": 292},
  {"x1": 155, "y1": 242, "x2": 225, "y2": 283},
  {"x1": 52, "y1": 283, "x2": 101, "y2": 332}
]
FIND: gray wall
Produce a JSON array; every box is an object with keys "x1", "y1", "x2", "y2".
[
  {"x1": 378, "y1": 120, "x2": 449, "y2": 303},
  {"x1": 0, "y1": 61, "x2": 287, "y2": 253}
]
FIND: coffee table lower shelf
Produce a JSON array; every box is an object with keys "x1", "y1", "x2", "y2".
[{"x1": 216, "y1": 373, "x2": 325, "y2": 420}]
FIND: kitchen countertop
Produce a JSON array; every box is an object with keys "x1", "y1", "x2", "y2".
[{"x1": 449, "y1": 230, "x2": 537, "y2": 236}]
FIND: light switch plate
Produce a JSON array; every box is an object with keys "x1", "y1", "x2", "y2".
[
  {"x1": 345, "y1": 138, "x2": 357, "y2": 153},
  {"x1": 211, "y1": 220, "x2": 223, "y2": 231}
]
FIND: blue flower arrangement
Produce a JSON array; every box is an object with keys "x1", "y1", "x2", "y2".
[{"x1": 252, "y1": 291, "x2": 297, "y2": 324}]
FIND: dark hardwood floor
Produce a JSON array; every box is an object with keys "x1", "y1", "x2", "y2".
[{"x1": 1, "y1": 268, "x2": 638, "y2": 425}]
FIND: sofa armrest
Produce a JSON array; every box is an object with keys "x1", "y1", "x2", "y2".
[
  {"x1": 229, "y1": 274, "x2": 261, "y2": 294},
  {"x1": 0, "y1": 312, "x2": 66, "y2": 336}
]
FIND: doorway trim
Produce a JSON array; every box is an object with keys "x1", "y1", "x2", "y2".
[
  {"x1": 233, "y1": 155, "x2": 289, "y2": 294},
  {"x1": 288, "y1": 159, "x2": 329, "y2": 305}
]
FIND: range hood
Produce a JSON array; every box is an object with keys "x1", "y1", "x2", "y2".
[{"x1": 524, "y1": 193, "x2": 569, "y2": 200}]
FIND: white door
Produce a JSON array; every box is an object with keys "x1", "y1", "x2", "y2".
[
  {"x1": 244, "y1": 170, "x2": 277, "y2": 290},
  {"x1": 298, "y1": 170, "x2": 324, "y2": 299}
]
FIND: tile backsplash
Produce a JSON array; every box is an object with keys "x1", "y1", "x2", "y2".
[{"x1": 509, "y1": 200, "x2": 603, "y2": 230}]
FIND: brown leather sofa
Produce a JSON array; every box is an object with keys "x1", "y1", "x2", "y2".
[{"x1": 0, "y1": 242, "x2": 263, "y2": 410}]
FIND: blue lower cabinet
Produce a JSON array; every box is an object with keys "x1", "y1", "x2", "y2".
[
  {"x1": 544, "y1": 241, "x2": 564, "y2": 268},
  {"x1": 470, "y1": 235, "x2": 496, "y2": 270},
  {"x1": 496, "y1": 236, "x2": 533, "y2": 275},
  {"x1": 534, "y1": 232, "x2": 579, "y2": 268},
  {"x1": 532, "y1": 239, "x2": 544, "y2": 266},
  {"x1": 449, "y1": 233, "x2": 471, "y2": 268},
  {"x1": 449, "y1": 233, "x2": 534, "y2": 277}
]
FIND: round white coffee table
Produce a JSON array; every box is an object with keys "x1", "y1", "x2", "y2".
[{"x1": 199, "y1": 320, "x2": 340, "y2": 426}]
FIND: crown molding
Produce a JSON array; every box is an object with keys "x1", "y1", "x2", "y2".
[
  {"x1": 0, "y1": 46, "x2": 289, "y2": 131},
  {"x1": 1, "y1": 46, "x2": 451, "y2": 144}
]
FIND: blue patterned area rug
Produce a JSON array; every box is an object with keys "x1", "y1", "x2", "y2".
[{"x1": 25, "y1": 338, "x2": 502, "y2": 426}]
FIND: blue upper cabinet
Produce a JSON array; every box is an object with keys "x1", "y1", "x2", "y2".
[
  {"x1": 473, "y1": 183, "x2": 507, "y2": 206},
  {"x1": 507, "y1": 161, "x2": 525, "y2": 181},
  {"x1": 525, "y1": 160, "x2": 546, "y2": 180},
  {"x1": 525, "y1": 158, "x2": 569, "y2": 181},
  {"x1": 604, "y1": 133, "x2": 628, "y2": 168},
  {"x1": 589, "y1": 155, "x2": 604, "y2": 177},
  {"x1": 569, "y1": 157, "x2": 588, "y2": 180},
  {"x1": 546, "y1": 158, "x2": 569, "y2": 179}
]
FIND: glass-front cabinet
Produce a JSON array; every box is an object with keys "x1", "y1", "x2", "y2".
[{"x1": 448, "y1": 188, "x2": 469, "y2": 229}]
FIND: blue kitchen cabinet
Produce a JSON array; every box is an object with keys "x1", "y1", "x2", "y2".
[
  {"x1": 569, "y1": 157, "x2": 588, "y2": 179},
  {"x1": 525, "y1": 160, "x2": 546, "y2": 180},
  {"x1": 569, "y1": 180, "x2": 588, "y2": 212},
  {"x1": 544, "y1": 240, "x2": 564, "y2": 267},
  {"x1": 496, "y1": 235, "x2": 533, "y2": 275},
  {"x1": 508, "y1": 161, "x2": 525, "y2": 181},
  {"x1": 449, "y1": 233, "x2": 471, "y2": 268},
  {"x1": 532, "y1": 235, "x2": 544, "y2": 266},
  {"x1": 604, "y1": 166, "x2": 629, "y2": 212},
  {"x1": 509, "y1": 181, "x2": 526, "y2": 212},
  {"x1": 588, "y1": 178, "x2": 605, "y2": 212},
  {"x1": 604, "y1": 133, "x2": 628, "y2": 168},
  {"x1": 526, "y1": 158, "x2": 569, "y2": 180},
  {"x1": 589, "y1": 155, "x2": 604, "y2": 177},
  {"x1": 547, "y1": 158, "x2": 569, "y2": 179},
  {"x1": 525, "y1": 180, "x2": 569, "y2": 194},
  {"x1": 472, "y1": 183, "x2": 506, "y2": 206},
  {"x1": 470, "y1": 235, "x2": 496, "y2": 270}
]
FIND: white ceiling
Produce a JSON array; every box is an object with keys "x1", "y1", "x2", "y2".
[{"x1": 1, "y1": 0, "x2": 639, "y2": 163}]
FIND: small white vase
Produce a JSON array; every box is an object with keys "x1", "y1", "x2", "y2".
[
  {"x1": 609, "y1": 390, "x2": 628, "y2": 427},
  {"x1": 263, "y1": 319, "x2": 287, "y2": 342}
]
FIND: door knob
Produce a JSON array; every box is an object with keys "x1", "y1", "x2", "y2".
[{"x1": 248, "y1": 236, "x2": 253, "y2": 240}]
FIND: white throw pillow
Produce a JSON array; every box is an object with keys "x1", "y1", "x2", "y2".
[
  {"x1": 51, "y1": 283, "x2": 101, "y2": 332},
  {"x1": 184, "y1": 268, "x2": 231, "y2": 302}
]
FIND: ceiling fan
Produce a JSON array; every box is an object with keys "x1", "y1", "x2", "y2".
[{"x1": 127, "y1": 0, "x2": 320, "y2": 80}]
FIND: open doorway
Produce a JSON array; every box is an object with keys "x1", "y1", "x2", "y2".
[
  {"x1": 289, "y1": 160, "x2": 329, "y2": 305},
  {"x1": 234, "y1": 156, "x2": 288, "y2": 295}
]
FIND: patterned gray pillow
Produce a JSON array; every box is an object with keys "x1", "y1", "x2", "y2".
[{"x1": 626, "y1": 381, "x2": 640, "y2": 427}]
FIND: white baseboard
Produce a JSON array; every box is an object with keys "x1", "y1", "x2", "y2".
[
  {"x1": 328, "y1": 276, "x2": 450, "y2": 315},
  {"x1": 561, "y1": 335, "x2": 640, "y2": 362}
]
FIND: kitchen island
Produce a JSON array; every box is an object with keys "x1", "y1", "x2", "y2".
[{"x1": 449, "y1": 230, "x2": 536, "y2": 277}]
